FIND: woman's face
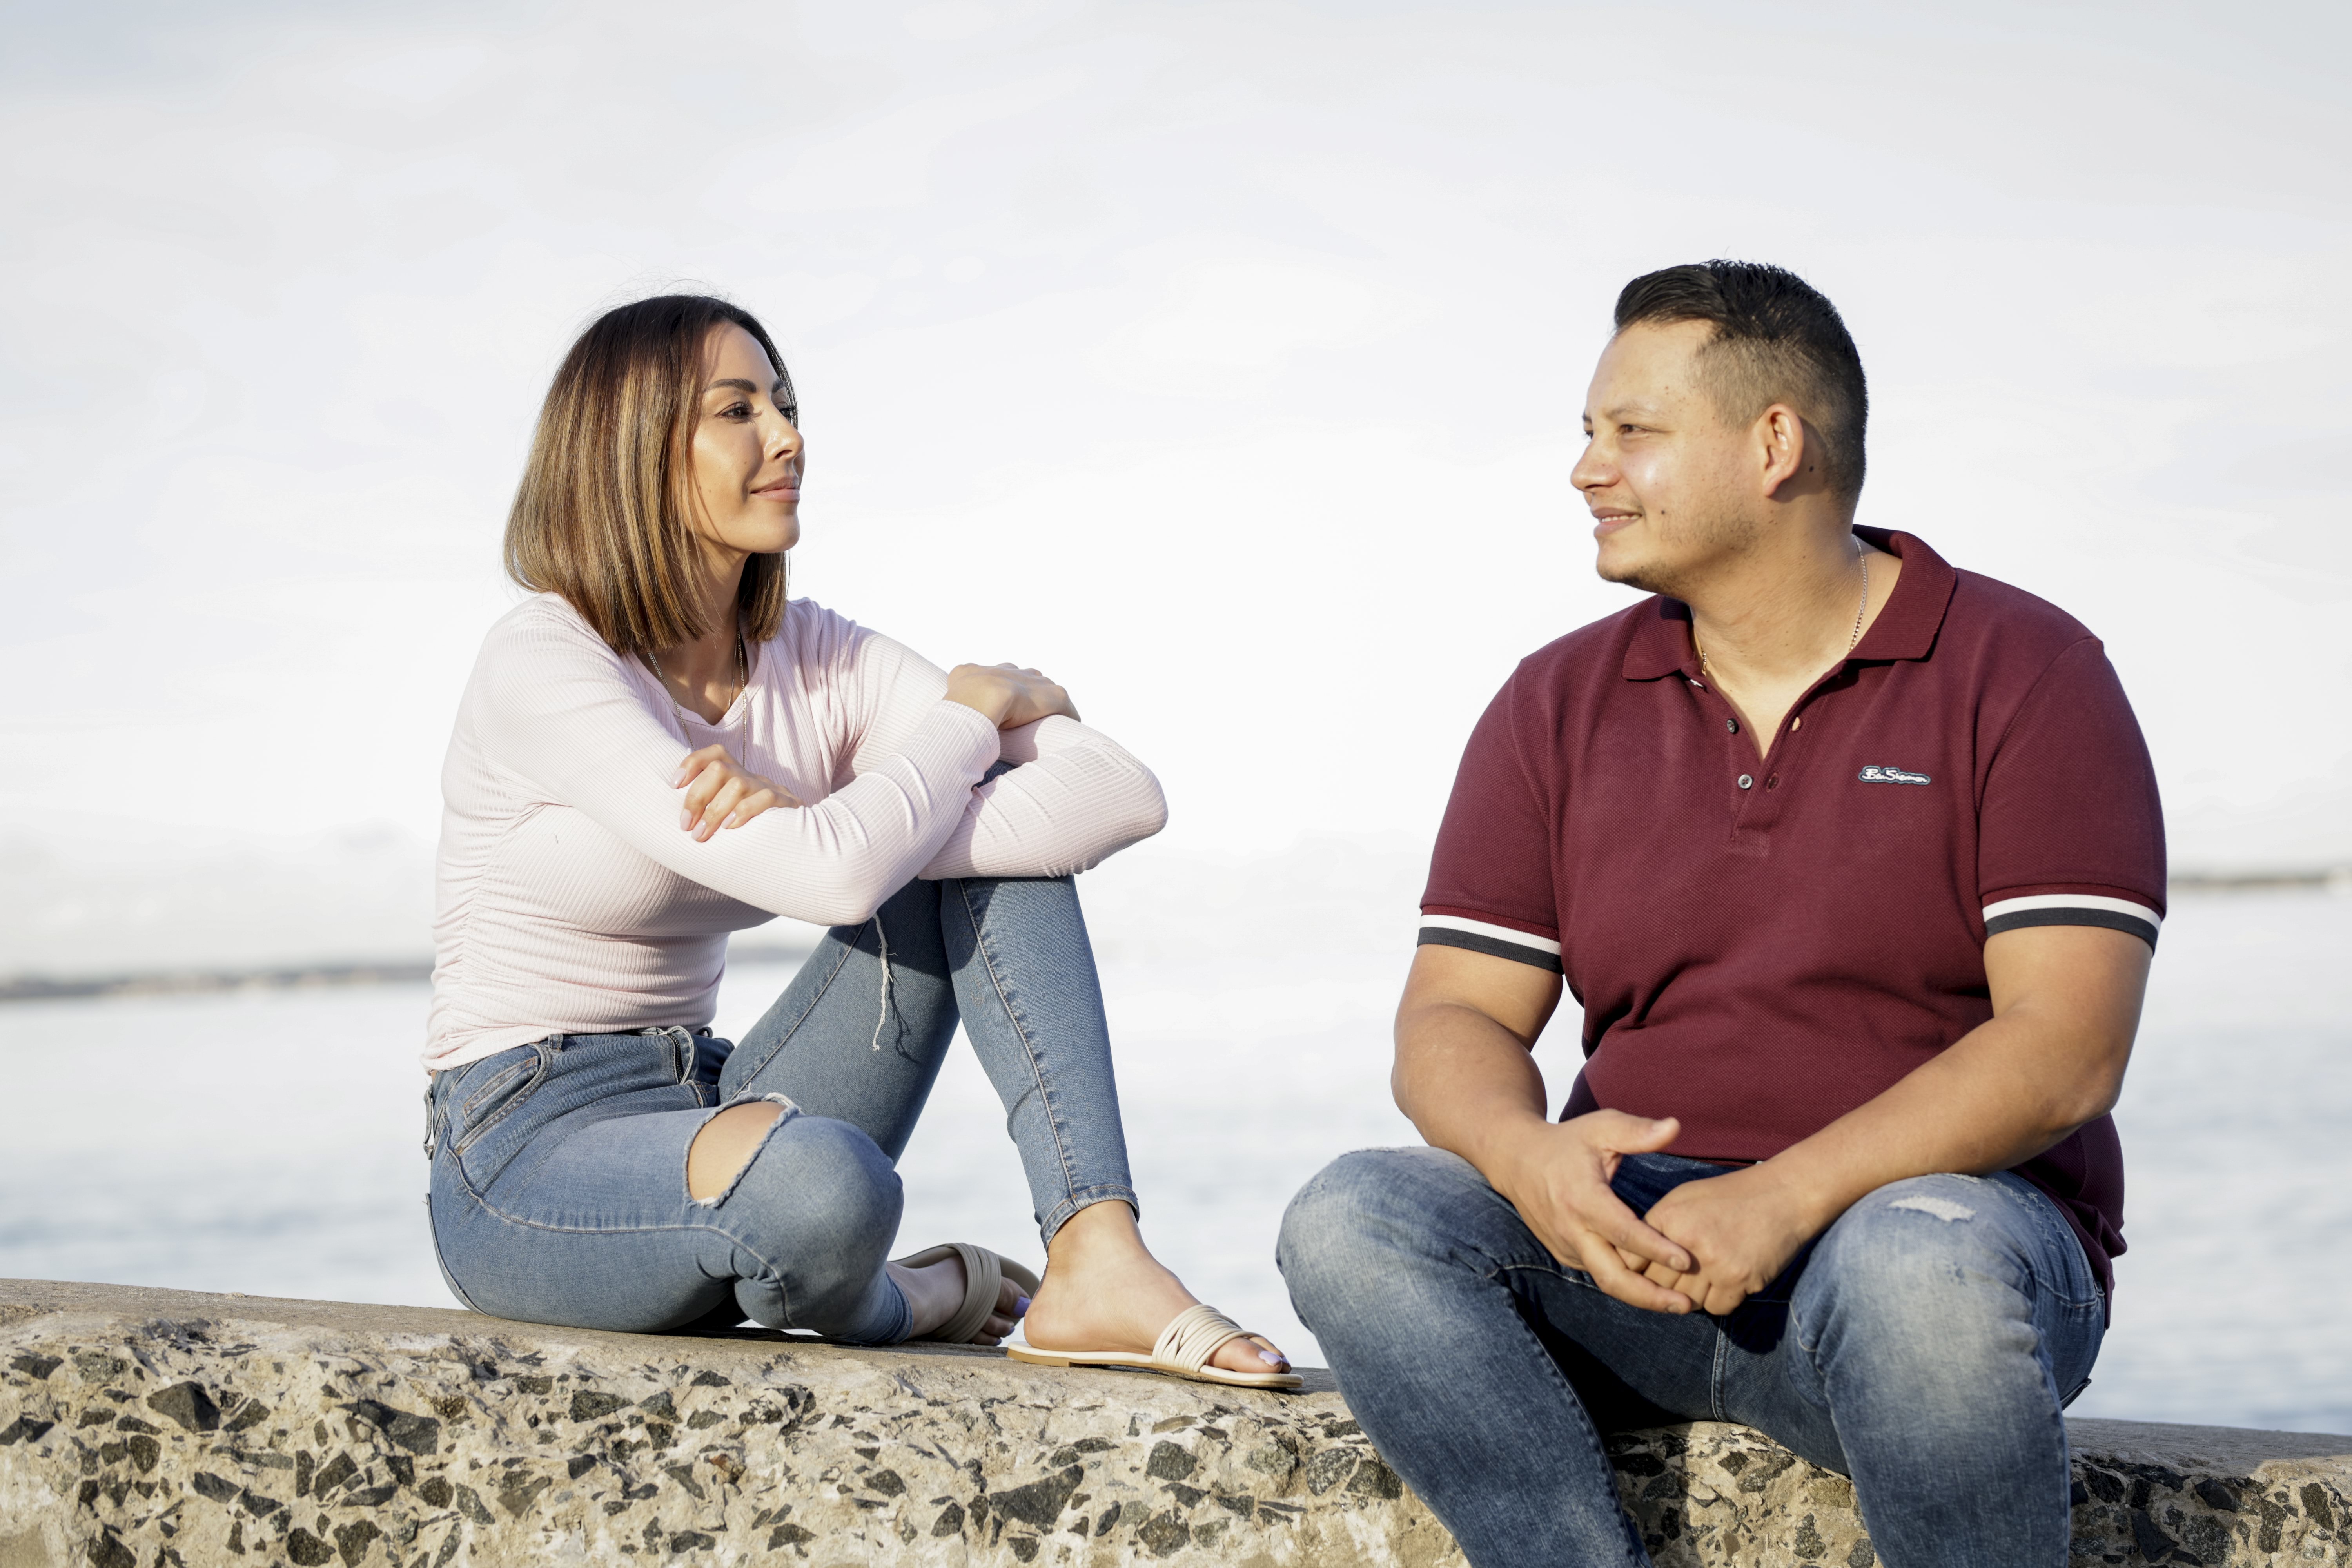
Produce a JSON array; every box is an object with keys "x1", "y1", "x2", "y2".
[{"x1": 688, "y1": 323, "x2": 802, "y2": 562}]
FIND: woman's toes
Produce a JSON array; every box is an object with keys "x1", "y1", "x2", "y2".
[{"x1": 1210, "y1": 1335, "x2": 1289, "y2": 1375}]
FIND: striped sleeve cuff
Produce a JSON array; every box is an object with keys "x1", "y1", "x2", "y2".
[
  {"x1": 1417, "y1": 915, "x2": 1564, "y2": 973},
  {"x1": 1982, "y1": 893, "x2": 2161, "y2": 948}
]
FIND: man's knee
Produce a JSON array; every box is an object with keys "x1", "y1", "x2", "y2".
[
  {"x1": 1279, "y1": 1147, "x2": 1480, "y2": 1307},
  {"x1": 1800, "y1": 1176, "x2": 2043, "y2": 1366}
]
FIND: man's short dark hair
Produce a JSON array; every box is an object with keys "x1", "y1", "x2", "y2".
[{"x1": 1614, "y1": 261, "x2": 1868, "y2": 497}]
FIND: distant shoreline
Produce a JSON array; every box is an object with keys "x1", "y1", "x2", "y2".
[
  {"x1": 0, "y1": 944, "x2": 820, "y2": 1005},
  {"x1": 2, "y1": 870, "x2": 2344, "y2": 1004}
]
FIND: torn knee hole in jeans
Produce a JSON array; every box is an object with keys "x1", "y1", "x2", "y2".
[
  {"x1": 686, "y1": 1094, "x2": 797, "y2": 1207},
  {"x1": 1887, "y1": 1195, "x2": 1976, "y2": 1223}
]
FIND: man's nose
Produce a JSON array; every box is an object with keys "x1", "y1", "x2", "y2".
[{"x1": 1569, "y1": 441, "x2": 1609, "y2": 492}]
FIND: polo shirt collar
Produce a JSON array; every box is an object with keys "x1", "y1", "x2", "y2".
[{"x1": 1621, "y1": 528, "x2": 1958, "y2": 681}]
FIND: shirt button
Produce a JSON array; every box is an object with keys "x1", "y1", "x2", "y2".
[
  {"x1": 1737, "y1": 774, "x2": 1753, "y2": 790},
  {"x1": 1725, "y1": 718, "x2": 1738, "y2": 733}
]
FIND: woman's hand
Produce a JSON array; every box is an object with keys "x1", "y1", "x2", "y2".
[
  {"x1": 673, "y1": 744, "x2": 801, "y2": 842},
  {"x1": 944, "y1": 663, "x2": 1080, "y2": 730}
]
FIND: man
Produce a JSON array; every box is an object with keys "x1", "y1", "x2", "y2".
[{"x1": 1278, "y1": 261, "x2": 2161, "y2": 1568}]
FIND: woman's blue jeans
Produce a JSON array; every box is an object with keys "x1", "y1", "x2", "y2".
[
  {"x1": 425, "y1": 875, "x2": 1138, "y2": 1345},
  {"x1": 1279, "y1": 1147, "x2": 2105, "y2": 1568}
]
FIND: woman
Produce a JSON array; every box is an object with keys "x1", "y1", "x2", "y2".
[{"x1": 423, "y1": 294, "x2": 1294, "y2": 1388}]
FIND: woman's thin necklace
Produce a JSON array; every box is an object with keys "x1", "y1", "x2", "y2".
[
  {"x1": 1694, "y1": 540, "x2": 1869, "y2": 682},
  {"x1": 648, "y1": 630, "x2": 747, "y2": 718}
]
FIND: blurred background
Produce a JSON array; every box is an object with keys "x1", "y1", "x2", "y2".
[{"x1": 2, "y1": 0, "x2": 2346, "y2": 1430}]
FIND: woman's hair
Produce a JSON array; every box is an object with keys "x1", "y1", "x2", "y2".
[{"x1": 504, "y1": 294, "x2": 799, "y2": 655}]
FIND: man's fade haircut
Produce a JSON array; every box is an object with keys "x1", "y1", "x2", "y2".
[
  {"x1": 505, "y1": 294, "x2": 799, "y2": 657},
  {"x1": 1613, "y1": 261, "x2": 1868, "y2": 498}
]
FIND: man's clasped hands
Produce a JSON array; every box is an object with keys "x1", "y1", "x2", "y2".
[{"x1": 1488, "y1": 1109, "x2": 1834, "y2": 1318}]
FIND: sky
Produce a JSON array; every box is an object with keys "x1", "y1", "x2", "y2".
[{"x1": 3, "y1": 0, "x2": 2349, "y2": 971}]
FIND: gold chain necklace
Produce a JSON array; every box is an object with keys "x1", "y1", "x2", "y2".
[
  {"x1": 647, "y1": 629, "x2": 748, "y2": 716},
  {"x1": 1695, "y1": 540, "x2": 1869, "y2": 681}
]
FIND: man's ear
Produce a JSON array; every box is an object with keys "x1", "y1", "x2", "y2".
[{"x1": 1756, "y1": 404, "x2": 1821, "y2": 502}]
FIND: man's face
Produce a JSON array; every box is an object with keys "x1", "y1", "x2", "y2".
[{"x1": 1572, "y1": 319, "x2": 1756, "y2": 597}]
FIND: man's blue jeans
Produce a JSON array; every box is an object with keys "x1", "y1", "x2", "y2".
[
  {"x1": 1278, "y1": 1147, "x2": 2105, "y2": 1568},
  {"x1": 426, "y1": 875, "x2": 1138, "y2": 1345}
]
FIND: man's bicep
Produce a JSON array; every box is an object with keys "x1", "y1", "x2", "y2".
[
  {"x1": 1399, "y1": 942, "x2": 1564, "y2": 1049},
  {"x1": 1984, "y1": 923, "x2": 2151, "y2": 1083}
]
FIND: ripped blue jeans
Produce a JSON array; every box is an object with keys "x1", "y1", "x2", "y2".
[
  {"x1": 1279, "y1": 1149, "x2": 2105, "y2": 1568},
  {"x1": 425, "y1": 875, "x2": 1138, "y2": 1345}
]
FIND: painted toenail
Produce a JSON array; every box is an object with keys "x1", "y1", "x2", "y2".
[{"x1": 1259, "y1": 1350, "x2": 1287, "y2": 1366}]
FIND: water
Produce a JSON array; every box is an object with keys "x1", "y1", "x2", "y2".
[{"x1": 2, "y1": 886, "x2": 2345, "y2": 1433}]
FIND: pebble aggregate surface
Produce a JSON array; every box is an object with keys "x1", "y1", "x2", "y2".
[{"x1": 2, "y1": 1281, "x2": 2347, "y2": 1566}]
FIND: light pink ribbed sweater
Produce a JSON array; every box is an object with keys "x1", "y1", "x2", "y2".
[{"x1": 425, "y1": 594, "x2": 1167, "y2": 1071}]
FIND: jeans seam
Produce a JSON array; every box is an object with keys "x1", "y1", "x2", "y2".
[
  {"x1": 437, "y1": 1152, "x2": 802, "y2": 1324},
  {"x1": 726, "y1": 928, "x2": 864, "y2": 1086},
  {"x1": 450, "y1": 1042, "x2": 551, "y2": 1157},
  {"x1": 1475, "y1": 1263, "x2": 1647, "y2": 1567},
  {"x1": 953, "y1": 878, "x2": 1085, "y2": 1216}
]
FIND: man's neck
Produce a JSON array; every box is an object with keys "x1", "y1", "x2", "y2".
[{"x1": 1684, "y1": 525, "x2": 1882, "y2": 691}]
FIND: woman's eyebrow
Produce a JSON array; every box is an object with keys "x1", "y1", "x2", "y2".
[{"x1": 702, "y1": 377, "x2": 762, "y2": 395}]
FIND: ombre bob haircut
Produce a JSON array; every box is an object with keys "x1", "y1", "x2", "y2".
[{"x1": 504, "y1": 295, "x2": 798, "y2": 657}]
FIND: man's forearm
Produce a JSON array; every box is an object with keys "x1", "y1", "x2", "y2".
[
  {"x1": 1392, "y1": 1002, "x2": 1556, "y2": 1183},
  {"x1": 1763, "y1": 1018, "x2": 2111, "y2": 1232}
]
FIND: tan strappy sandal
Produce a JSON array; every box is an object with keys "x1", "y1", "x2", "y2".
[
  {"x1": 892, "y1": 1243, "x2": 1040, "y2": 1346},
  {"x1": 1008, "y1": 1302, "x2": 1304, "y2": 1390}
]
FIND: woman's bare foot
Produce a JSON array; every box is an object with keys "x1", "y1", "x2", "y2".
[
  {"x1": 887, "y1": 1254, "x2": 1027, "y2": 1345},
  {"x1": 1018, "y1": 1202, "x2": 1291, "y2": 1376}
]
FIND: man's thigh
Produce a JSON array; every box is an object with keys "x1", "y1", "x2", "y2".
[
  {"x1": 1722, "y1": 1171, "x2": 2106, "y2": 1474},
  {"x1": 1296, "y1": 1146, "x2": 1733, "y2": 1430}
]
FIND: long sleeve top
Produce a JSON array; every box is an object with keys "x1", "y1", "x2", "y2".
[{"x1": 423, "y1": 593, "x2": 1167, "y2": 1071}]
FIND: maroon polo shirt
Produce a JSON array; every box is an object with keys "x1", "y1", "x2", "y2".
[{"x1": 1418, "y1": 529, "x2": 2164, "y2": 1296}]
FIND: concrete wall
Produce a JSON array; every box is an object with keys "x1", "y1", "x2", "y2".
[{"x1": 2, "y1": 1279, "x2": 2346, "y2": 1567}]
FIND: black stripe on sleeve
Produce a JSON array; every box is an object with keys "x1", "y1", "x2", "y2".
[
  {"x1": 1982, "y1": 906, "x2": 2159, "y2": 949},
  {"x1": 1417, "y1": 926, "x2": 1565, "y2": 973}
]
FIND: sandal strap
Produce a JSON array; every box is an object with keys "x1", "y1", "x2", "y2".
[
  {"x1": 1152, "y1": 1303, "x2": 1250, "y2": 1375},
  {"x1": 934, "y1": 1243, "x2": 1002, "y2": 1346}
]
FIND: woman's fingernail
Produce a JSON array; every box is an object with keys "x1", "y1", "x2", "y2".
[{"x1": 1014, "y1": 1295, "x2": 1031, "y2": 1316}]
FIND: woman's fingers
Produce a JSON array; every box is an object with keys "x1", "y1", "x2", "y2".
[
  {"x1": 678, "y1": 761, "x2": 724, "y2": 829},
  {"x1": 721, "y1": 788, "x2": 783, "y2": 830},
  {"x1": 671, "y1": 744, "x2": 733, "y2": 789},
  {"x1": 694, "y1": 777, "x2": 752, "y2": 841}
]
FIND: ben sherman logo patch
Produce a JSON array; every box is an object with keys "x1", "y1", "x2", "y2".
[{"x1": 1858, "y1": 764, "x2": 1932, "y2": 786}]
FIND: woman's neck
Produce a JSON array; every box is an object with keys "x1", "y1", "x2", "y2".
[{"x1": 649, "y1": 552, "x2": 749, "y2": 724}]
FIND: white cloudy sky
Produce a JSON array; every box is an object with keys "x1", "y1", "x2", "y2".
[{"x1": 3, "y1": 0, "x2": 2348, "y2": 968}]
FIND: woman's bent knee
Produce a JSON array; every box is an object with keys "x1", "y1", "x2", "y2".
[{"x1": 715, "y1": 1114, "x2": 904, "y2": 1327}]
